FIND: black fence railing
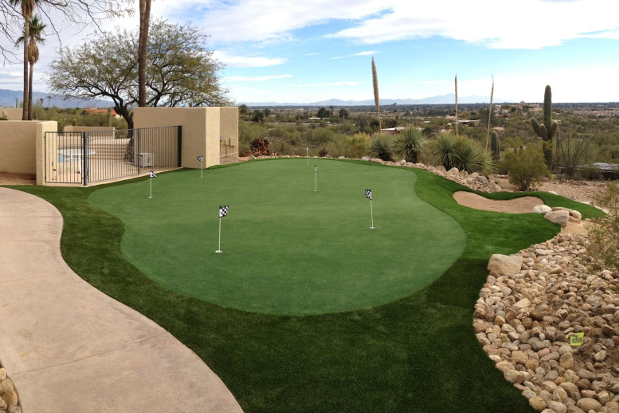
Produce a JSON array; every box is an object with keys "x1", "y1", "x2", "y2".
[{"x1": 44, "y1": 126, "x2": 182, "y2": 185}]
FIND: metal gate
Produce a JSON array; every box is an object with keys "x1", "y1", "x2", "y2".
[{"x1": 44, "y1": 126, "x2": 182, "y2": 185}]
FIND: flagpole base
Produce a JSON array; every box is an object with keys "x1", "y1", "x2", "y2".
[
  {"x1": 215, "y1": 249, "x2": 222, "y2": 253},
  {"x1": 149, "y1": 196, "x2": 152, "y2": 199},
  {"x1": 370, "y1": 226, "x2": 375, "y2": 229}
]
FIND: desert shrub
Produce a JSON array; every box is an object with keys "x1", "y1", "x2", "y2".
[
  {"x1": 424, "y1": 133, "x2": 494, "y2": 174},
  {"x1": 347, "y1": 133, "x2": 370, "y2": 158},
  {"x1": 585, "y1": 182, "x2": 619, "y2": 272},
  {"x1": 369, "y1": 135, "x2": 394, "y2": 162},
  {"x1": 580, "y1": 165, "x2": 602, "y2": 180},
  {"x1": 502, "y1": 145, "x2": 550, "y2": 191},
  {"x1": 557, "y1": 136, "x2": 589, "y2": 179},
  {"x1": 393, "y1": 128, "x2": 425, "y2": 163},
  {"x1": 250, "y1": 138, "x2": 270, "y2": 156},
  {"x1": 319, "y1": 148, "x2": 329, "y2": 157}
]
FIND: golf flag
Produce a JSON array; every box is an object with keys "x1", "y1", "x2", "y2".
[
  {"x1": 365, "y1": 189, "x2": 372, "y2": 200},
  {"x1": 219, "y1": 205, "x2": 229, "y2": 218},
  {"x1": 197, "y1": 156, "x2": 203, "y2": 162},
  {"x1": 150, "y1": 171, "x2": 157, "y2": 178}
]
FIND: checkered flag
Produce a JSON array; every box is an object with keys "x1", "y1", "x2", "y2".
[
  {"x1": 197, "y1": 156, "x2": 203, "y2": 162},
  {"x1": 150, "y1": 171, "x2": 157, "y2": 178},
  {"x1": 365, "y1": 189, "x2": 372, "y2": 200},
  {"x1": 219, "y1": 205, "x2": 229, "y2": 218}
]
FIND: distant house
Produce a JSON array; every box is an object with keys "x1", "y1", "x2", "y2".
[{"x1": 81, "y1": 108, "x2": 122, "y2": 119}]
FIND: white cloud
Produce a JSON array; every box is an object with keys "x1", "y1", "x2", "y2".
[
  {"x1": 329, "y1": 0, "x2": 619, "y2": 49},
  {"x1": 305, "y1": 52, "x2": 323, "y2": 56},
  {"x1": 212, "y1": 51, "x2": 288, "y2": 68},
  {"x1": 331, "y1": 51, "x2": 377, "y2": 60},
  {"x1": 289, "y1": 81, "x2": 363, "y2": 87},
  {"x1": 223, "y1": 74, "x2": 293, "y2": 82},
  {"x1": 168, "y1": 0, "x2": 619, "y2": 50}
]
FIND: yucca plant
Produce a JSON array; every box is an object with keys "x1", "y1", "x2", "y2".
[
  {"x1": 372, "y1": 56, "x2": 381, "y2": 131},
  {"x1": 369, "y1": 135, "x2": 393, "y2": 162},
  {"x1": 485, "y1": 75, "x2": 494, "y2": 152},
  {"x1": 426, "y1": 133, "x2": 494, "y2": 174},
  {"x1": 393, "y1": 128, "x2": 425, "y2": 163}
]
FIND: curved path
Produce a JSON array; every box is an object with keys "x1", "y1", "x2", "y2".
[{"x1": 0, "y1": 188, "x2": 243, "y2": 413}]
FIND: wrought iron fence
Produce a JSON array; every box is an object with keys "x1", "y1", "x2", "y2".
[{"x1": 44, "y1": 126, "x2": 181, "y2": 185}]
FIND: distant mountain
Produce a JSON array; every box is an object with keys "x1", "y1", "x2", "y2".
[
  {"x1": 0, "y1": 89, "x2": 113, "y2": 109},
  {"x1": 242, "y1": 94, "x2": 516, "y2": 107}
]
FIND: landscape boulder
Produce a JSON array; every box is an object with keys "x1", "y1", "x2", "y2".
[
  {"x1": 533, "y1": 205, "x2": 552, "y2": 214},
  {"x1": 544, "y1": 210, "x2": 570, "y2": 227},
  {"x1": 477, "y1": 176, "x2": 489, "y2": 184},
  {"x1": 487, "y1": 254, "x2": 524, "y2": 276}
]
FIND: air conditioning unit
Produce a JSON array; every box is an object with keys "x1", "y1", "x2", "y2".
[{"x1": 136, "y1": 152, "x2": 153, "y2": 167}]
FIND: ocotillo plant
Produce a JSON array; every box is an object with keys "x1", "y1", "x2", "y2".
[
  {"x1": 491, "y1": 131, "x2": 500, "y2": 160},
  {"x1": 485, "y1": 75, "x2": 494, "y2": 152},
  {"x1": 531, "y1": 85, "x2": 559, "y2": 166},
  {"x1": 372, "y1": 57, "x2": 381, "y2": 131},
  {"x1": 454, "y1": 74, "x2": 458, "y2": 137}
]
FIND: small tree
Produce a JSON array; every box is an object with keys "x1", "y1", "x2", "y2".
[
  {"x1": 252, "y1": 110, "x2": 265, "y2": 123},
  {"x1": 317, "y1": 107, "x2": 330, "y2": 119},
  {"x1": 339, "y1": 108, "x2": 349, "y2": 119},
  {"x1": 586, "y1": 182, "x2": 619, "y2": 272},
  {"x1": 502, "y1": 145, "x2": 550, "y2": 191}
]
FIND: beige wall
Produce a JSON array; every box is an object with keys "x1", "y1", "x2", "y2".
[
  {"x1": 0, "y1": 121, "x2": 57, "y2": 179},
  {"x1": 0, "y1": 108, "x2": 24, "y2": 121},
  {"x1": 36, "y1": 122, "x2": 59, "y2": 185},
  {"x1": 219, "y1": 107, "x2": 239, "y2": 163},
  {"x1": 133, "y1": 107, "x2": 238, "y2": 169}
]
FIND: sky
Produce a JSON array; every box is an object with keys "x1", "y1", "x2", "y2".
[{"x1": 1, "y1": 0, "x2": 619, "y2": 104}]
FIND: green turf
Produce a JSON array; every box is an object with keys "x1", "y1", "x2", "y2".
[
  {"x1": 88, "y1": 159, "x2": 467, "y2": 315},
  {"x1": 10, "y1": 160, "x2": 603, "y2": 413}
]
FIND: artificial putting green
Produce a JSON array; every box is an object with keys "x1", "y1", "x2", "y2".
[
  {"x1": 88, "y1": 159, "x2": 467, "y2": 315},
  {"x1": 13, "y1": 160, "x2": 603, "y2": 413}
]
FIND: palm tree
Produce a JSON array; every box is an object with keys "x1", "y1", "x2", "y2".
[
  {"x1": 10, "y1": 0, "x2": 36, "y2": 120},
  {"x1": 138, "y1": 0, "x2": 152, "y2": 107},
  {"x1": 16, "y1": 15, "x2": 45, "y2": 120}
]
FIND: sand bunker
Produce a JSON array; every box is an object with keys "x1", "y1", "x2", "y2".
[{"x1": 453, "y1": 191, "x2": 543, "y2": 214}]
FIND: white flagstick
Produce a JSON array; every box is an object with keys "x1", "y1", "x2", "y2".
[
  {"x1": 215, "y1": 217, "x2": 222, "y2": 253},
  {"x1": 314, "y1": 165, "x2": 317, "y2": 191},
  {"x1": 306, "y1": 147, "x2": 309, "y2": 165},
  {"x1": 201, "y1": 161, "x2": 203, "y2": 178},
  {"x1": 370, "y1": 198, "x2": 375, "y2": 229},
  {"x1": 149, "y1": 175, "x2": 153, "y2": 199}
]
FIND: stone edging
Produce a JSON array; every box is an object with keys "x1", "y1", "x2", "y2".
[
  {"x1": 474, "y1": 232, "x2": 619, "y2": 413},
  {"x1": 0, "y1": 364, "x2": 21, "y2": 413}
]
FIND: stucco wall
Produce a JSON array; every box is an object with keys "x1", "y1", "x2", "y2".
[
  {"x1": 0, "y1": 108, "x2": 24, "y2": 121},
  {"x1": 219, "y1": 107, "x2": 239, "y2": 163},
  {"x1": 0, "y1": 121, "x2": 57, "y2": 177},
  {"x1": 133, "y1": 107, "x2": 237, "y2": 169}
]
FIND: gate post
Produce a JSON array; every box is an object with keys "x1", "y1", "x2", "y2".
[
  {"x1": 177, "y1": 126, "x2": 182, "y2": 167},
  {"x1": 137, "y1": 129, "x2": 141, "y2": 175},
  {"x1": 83, "y1": 132, "x2": 89, "y2": 186}
]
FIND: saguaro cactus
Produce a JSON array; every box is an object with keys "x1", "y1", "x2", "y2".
[
  {"x1": 491, "y1": 131, "x2": 500, "y2": 160},
  {"x1": 531, "y1": 85, "x2": 558, "y2": 166}
]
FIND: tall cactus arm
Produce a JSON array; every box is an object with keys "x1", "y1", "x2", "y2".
[
  {"x1": 531, "y1": 118, "x2": 541, "y2": 137},
  {"x1": 548, "y1": 121, "x2": 558, "y2": 140},
  {"x1": 539, "y1": 124, "x2": 548, "y2": 140},
  {"x1": 543, "y1": 85, "x2": 552, "y2": 130}
]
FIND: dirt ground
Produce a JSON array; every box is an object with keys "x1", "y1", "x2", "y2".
[
  {"x1": 453, "y1": 191, "x2": 543, "y2": 213},
  {"x1": 494, "y1": 176, "x2": 606, "y2": 205},
  {"x1": 0, "y1": 173, "x2": 35, "y2": 185}
]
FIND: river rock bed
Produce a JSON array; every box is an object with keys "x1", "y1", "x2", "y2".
[
  {"x1": 0, "y1": 367, "x2": 20, "y2": 413},
  {"x1": 474, "y1": 233, "x2": 619, "y2": 413}
]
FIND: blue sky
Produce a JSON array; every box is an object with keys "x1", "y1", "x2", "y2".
[{"x1": 1, "y1": 0, "x2": 619, "y2": 103}]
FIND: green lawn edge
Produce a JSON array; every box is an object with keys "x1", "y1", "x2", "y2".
[{"x1": 7, "y1": 160, "x2": 601, "y2": 413}]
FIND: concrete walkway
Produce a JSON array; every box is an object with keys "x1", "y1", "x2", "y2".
[{"x1": 0, "y1": 188, "x2": 243, "y2": 413}]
